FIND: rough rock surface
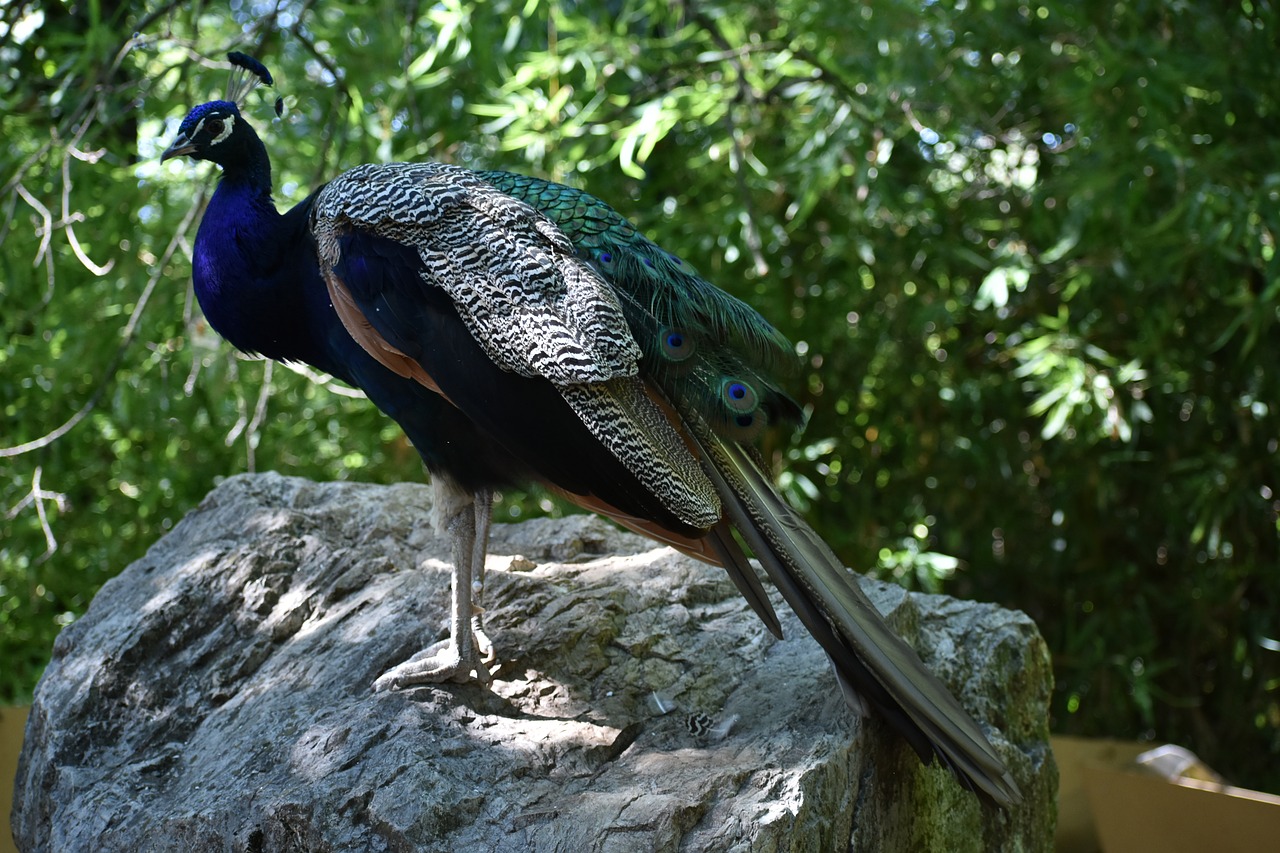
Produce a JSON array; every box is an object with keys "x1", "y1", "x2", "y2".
[{"x1": 13, "y1": 473, "x2": 1055, "y2": 851}]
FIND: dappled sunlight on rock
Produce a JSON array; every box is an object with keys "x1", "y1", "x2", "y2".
[{"x1": 15, "y1": 473, "x2": 1055, "y2": 850}]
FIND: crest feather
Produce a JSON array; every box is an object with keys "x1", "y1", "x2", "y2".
[{"x1": 225, "y1": 52, "x2": 274, "y2": 109}]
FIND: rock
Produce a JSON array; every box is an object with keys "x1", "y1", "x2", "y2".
[{"x1": 13, "y1": 473, "x2": 1055, "y2": 851}]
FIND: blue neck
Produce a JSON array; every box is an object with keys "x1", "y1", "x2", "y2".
[
  {"x1": 194, "y1": 173, "x2": 276, "y2": 290},
  {"x1": 193, "y1": 138, "x2": 276, "y2": 299},
  {"x1": 190, "y1": 151, "x2": 346, "y2": 374},
  {"x1": 193, "y1": 175, "x2": 279, "y2": 341}
]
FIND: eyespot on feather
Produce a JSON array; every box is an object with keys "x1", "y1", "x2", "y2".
[
  {"x1": 659, "y1": 328, "x2": 696, "y2": 362},
  {"x1": 714, "y1": 408, "x2": 766, "y2": 443},
  {"x1": 720, "y1": 378, "x2": 759, "y2": 414}
]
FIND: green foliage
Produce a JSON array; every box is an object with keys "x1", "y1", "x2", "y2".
[{"x1": 2, "y1": 0, "x2": 1277, "y2": 791}]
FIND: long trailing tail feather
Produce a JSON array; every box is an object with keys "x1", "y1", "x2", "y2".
[
  {"x1": 683, "y1": 406, "x2": 1022, "y2": 808},
  {"x1": 705, "y1": 520, "x2": 784, "y2": 640}
]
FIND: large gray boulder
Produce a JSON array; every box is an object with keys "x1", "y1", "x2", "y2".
[{"x1": 13, "y1": 473, "x2": 1055, "y2": 851}]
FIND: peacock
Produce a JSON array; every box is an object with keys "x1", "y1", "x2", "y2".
[{"x1": 162, "y1": 53, "x2": 1021, "y2": 807}]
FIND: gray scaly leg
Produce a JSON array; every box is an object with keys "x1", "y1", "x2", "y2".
[
  {"x1": 373, "y1": 481, "x2": 496, "y2": 689},
  {"x1": 469, "y1": 489, "x2": 496, "y2": 664}
]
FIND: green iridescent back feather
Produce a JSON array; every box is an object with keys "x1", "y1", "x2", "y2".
[{"x1": 480, "y1": 170, "x2": 803, "y2": 442}]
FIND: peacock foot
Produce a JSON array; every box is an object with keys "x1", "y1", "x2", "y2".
[
  {"x1": 373, "y1": 610, "x2": 497, "y2": 691},
  {"x1": 373, "y1": 635, "x2": 493, "y2": 690}
]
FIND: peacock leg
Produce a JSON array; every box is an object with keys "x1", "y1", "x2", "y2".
[
  {"x1": 373, "y1": 480, "x2": 494, "y2": 690},
  {"x1": 469, "y1": 489, "x2": 496, "y2": 665}
]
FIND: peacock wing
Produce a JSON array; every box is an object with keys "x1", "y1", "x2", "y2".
[
  {"x1": 309, "y1": 161, "x2": 720, "y2": 529},
  {"x1": 313, "y1": 162, "x2": 636, "y2": 383}
]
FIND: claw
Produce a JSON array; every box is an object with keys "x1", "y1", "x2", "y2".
[{"x1": 471, "y1": 612, "x2": 496, "y2": 665}]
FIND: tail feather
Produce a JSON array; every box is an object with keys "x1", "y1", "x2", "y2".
[
  {"x1": 686, "y1": 410, "x2": 1022, "y2": 808},
  {"x1": 706, "y1": 520, "x2": 784, "y2": 639}
]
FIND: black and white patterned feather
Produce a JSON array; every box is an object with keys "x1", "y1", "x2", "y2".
[{"x1": 311, "y1": 162, "x2": 721, "y2": 528}]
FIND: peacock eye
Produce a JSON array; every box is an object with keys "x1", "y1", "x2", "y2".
[
  {"x1": 659, "y1": 327, "x2": 696, "y2": 362},
  {"x1": 720, "y1": 378, "x2": 759, "y2": 414},
  {"x1": 205, "y1": 119, "x2": 225, "y2": 138}
]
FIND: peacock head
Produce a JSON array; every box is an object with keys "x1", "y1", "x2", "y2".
[
  {"x1": 161, "y1": 53, "x2": 277, "y2": 168},
  {"x1": 161, "y1": 100, "x2": 252, "y2": 165}
]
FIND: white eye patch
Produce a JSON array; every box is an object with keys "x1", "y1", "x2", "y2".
[
  {"x1": 193, "y1": 113, "x2": 236, "y2": 146},
  {"x1": 209, "y1": 114, "x2": 235, "y2": 145}
]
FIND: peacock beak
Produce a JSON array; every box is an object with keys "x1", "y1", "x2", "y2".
[{"x1": 161, "y1": 132, "x2": 197, "y2": 162}]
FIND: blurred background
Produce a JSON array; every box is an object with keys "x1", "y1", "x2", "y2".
[{"x1": 1, "y1": 0, "x2": 1277, "y2": 794}]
